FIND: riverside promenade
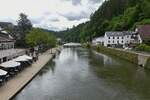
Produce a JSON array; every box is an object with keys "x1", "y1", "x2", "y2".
[{"x1": 0, "y1": 47, "x2": 60, "y2": 100}]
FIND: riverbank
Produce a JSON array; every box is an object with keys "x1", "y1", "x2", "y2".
[
  {"x1": 0, "y1": 47, "x2": 60, "y2": 100},
  {"x1": 90, "y1": 45, "x2": 150, "y2": 68},
  {"x1": 92, "y1": 45, "x2": 138, "y2": 64},
  {"x1": 145, "y1": 57, "x2": 150, "y2": 69}
]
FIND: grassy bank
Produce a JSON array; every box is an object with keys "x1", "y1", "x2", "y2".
[
  {"x1": 145, "y1": 57, "x2": 150, "y2": 69},
  {"x1": 92, "y1": 45, "x2": 138, "y2": 64}
]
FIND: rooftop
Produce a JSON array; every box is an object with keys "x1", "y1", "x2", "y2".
[
  {"x1": 0, "y1": 49, "x2": 25, "y2": 59},
  {"x1": 105, "y1": 31, "x2": 135, "y2": 37},
  {"x1": 0, "y1": 30, "x2": 14, "y2": 42},
  {"x1": 137, "y1": 25, "x2": 150, "y2": 40}
]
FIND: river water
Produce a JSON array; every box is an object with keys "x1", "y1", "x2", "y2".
[{"x1": 14, "y1": 47, "x2": 150, "y2": 100}]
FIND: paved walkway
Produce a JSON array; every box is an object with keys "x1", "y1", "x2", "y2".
[
  {"x1": 0, "y1": 48, "x2": 59, "y2": 100},
  {"x1": 114, "y1": 48, "x2": 150, "y2": 66},
  {"x1": 115, "y1": 48, "x2": 150, "y2": 57}
]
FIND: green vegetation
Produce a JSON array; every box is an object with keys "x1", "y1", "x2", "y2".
[
  {"x1": 25, "y1": 28, "x2": 56, "y2": 48},
  {"x1": 135, "y1": 44, "x2": 150, "y2": 52},
  {"x1": 93, "y1": 45, "x2": 138, "y2": 64},
  {"x1": 56, "y1": 0, "x2": 150, "y2": 43},
  {"x1": 16, "y1": 13, "x2": 33, "y2": 47},
  {"x1": 145, "y1": 57, "x2": 150, "y2": 69}
]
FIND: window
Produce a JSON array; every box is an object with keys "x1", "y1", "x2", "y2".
[
  {"x1": 108, "y1": 41, "x2": 110, "y2": 43},
  {"x1": 122, "y1": 37, "x2": 124, "y2": 39},
  {"x1": 113, "y1": 40, "x2": 114, "y2": 43},
  {"x1": 117, "y1": 37, "x2": 119, "y2": 39},
  {"x1": 108, "y1": 37, "x2": 110, "y2": 39},
  {"x1": 117, "y1": 41, "x2": 119, "y2": 44},
  {"x1": 122, "y1": 41, "x2": 123, "y2": 43},
  {"x1": 113, "y1": 37, "x2": 115, "y2": 39}
]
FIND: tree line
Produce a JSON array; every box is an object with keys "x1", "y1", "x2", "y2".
[
  {"x1": 56, "y1": 0, "x2": 150, "y2": 43},
  {"x1": 6, "y1": 13, "x2": 56, "y2": 48}
]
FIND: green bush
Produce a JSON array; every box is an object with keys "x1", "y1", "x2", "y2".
[
  {"x1": 145, "y1": 57, "x2": 150, "y2": 69},
  {"x1": 135, "y1": 44, "x2": 150, "y2": 52}
]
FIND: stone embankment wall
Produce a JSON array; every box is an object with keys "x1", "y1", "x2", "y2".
[
  {"x1": 93, "y1": 46, "x2": 138, "y2": 64},
  {"x1": 145, "y1": 57, "x2": 150, "y2": 69}
]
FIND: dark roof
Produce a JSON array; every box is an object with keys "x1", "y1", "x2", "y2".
[
  {"x1": 0, "y1": 32, "x2": 14, "y2": 42},
  {"x1": 137, "y1": 25, "x2": 150, "y2": 40},
  {"x1": 0, "y1": 37, "x2": 12, "y2": 42},
  {"x1": 0, "y1": 22, "x2": 14, "y2": 28},
  {"x1": 105, "y1": 31, "x2": 134, "y2": 37}
]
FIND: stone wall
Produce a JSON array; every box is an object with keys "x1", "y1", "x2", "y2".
[{"x1": 93, "y1": 45, "x2": 138, "y2": 64}]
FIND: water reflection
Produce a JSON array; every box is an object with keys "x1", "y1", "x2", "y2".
[{"x1": 14, "y1": 47, "x2": 150, "y2": 100}]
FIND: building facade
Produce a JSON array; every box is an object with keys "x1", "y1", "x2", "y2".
[
  {"x1": 136, "y1": 25, "x2": 150, "y2": 45},
  {"x1": 92, "y1": 37, "x2": 104, "y2": 45},
  {"x1": 104, "y1": 31, "x2": 142, "y2": 48},
  {"x1": 0, "y1": 28, "x2": 15, "y2": 50}
]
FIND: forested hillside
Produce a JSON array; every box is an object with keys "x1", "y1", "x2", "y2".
[{"x1": 56, "y1": 0, "x2": 150, "y2": 42}]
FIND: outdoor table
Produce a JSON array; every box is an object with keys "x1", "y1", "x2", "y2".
[
  {"x1": 19, "y1": 55, "x2": 33, "y2": 64},
  {"x1": 0, "y1": 61, "x2": 21, "y2": 68},
  {"x1": 13, "y1": 56, "x2": 31, "y2": 67},
  {"x1": 0, "y1": 61, "x2": 21, "y2": 75},
  {"x1": 20, "y1": 55, "x2": 33, "y2": 60},
  {"x1": 0, "y1": 69, "x2": 8, "y2": 83},
  {"x1": 0, "y1": 69, "x2": 7, "y2": 76}
]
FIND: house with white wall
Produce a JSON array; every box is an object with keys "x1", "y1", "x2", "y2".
[
  {"x1": 0, "y1": 29, "x2": 15, "y2": 50},
  {"x1": 92, "y1": 36, "x2": 104, "y2": 45},
  {"x1": 104, "y1": 31, "x2": 142, "y2": 48}
]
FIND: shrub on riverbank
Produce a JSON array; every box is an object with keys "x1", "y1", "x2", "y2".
[
  {"x1": 26, "y1": 28, "x2": 56, "y2": 52},
  {"x1": 145, "y1": 57, "x2": 150, "y2": 69},
  {"x1": 94, "y1": 45, "x2": 138, "y2": 64},
  {"x1": 135, "y1": 44, "x2": 150, "y2": 52},
  {"x1": 82, "y1": 43, "x2": 91, "y2": 48}
]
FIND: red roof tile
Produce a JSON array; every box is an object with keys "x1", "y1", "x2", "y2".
[{"x1": 137, "y1": 25, "x2": 150, "y2": 40}]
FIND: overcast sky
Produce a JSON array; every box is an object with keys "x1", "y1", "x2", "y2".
[{"x1": 0, "y1": 0, "x2": 103, "y2": 31}]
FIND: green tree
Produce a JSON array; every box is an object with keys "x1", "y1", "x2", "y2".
[
  {"x1": 25, "y1": 28, "x2": 56, "y2": 48},
  {"x1": 17, "y1": 13, "x2": 32, "y2": 40}
]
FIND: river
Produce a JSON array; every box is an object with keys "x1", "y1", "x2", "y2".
[{"x1": 14, "y1": 47, "x2": 150, "y2": 100}]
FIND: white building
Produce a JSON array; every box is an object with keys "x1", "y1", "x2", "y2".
[
  {"x1": 104, "y1": 31, "x2": 142, "y2": 48},
  {"x1": 0, "y1": 31, "x2": 15, "y2": 50},
  {"x1": 92, "y1": 37, "x2": 104, "y2": 45}
]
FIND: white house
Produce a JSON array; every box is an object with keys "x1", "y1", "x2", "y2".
[
  {"x1": 104, "y1": 31, "x2": 142, "y2": 48},
  {"x1": 92, "y1": 37, "x2": 104, "y2": 45},
  {"x1": 0, "y1": 29, "x2": 15, "y2": 50}
]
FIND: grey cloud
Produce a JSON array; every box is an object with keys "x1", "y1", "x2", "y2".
[
  {"x1": 88, "y1": 0, "x2": 103, "y2": 4},
  {"x1": 38, "y1": 24, "x2": 61, "y2": 31},
  {"x1": 72, "y1": 0, "x2": 81, "y2": 5},
  {"x1": 31, "y1": 18, "x2": 43, "y2": 24},
  {"x1": 60, "y1": 11, "x2": 89, "y2": 21},
  {"x1": 48, "y1": 17, "x2": 60, "y2": 22},
  {"x1": 62, "y1": 0, "x2": 81, "y2": 5}
]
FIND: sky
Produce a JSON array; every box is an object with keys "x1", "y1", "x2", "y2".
[{"x1": 0, "y1": 0, "x2": 103, "y2": 31}]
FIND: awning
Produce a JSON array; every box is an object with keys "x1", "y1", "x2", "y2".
[
  {"x1": 0, "y1": 69, "x2": 7, "y2": 76},
  {"x1": 0, "y1": 61, "x2": 21, "y2": 68},
  {"x1": 20, "y1": 55, "x2": 33, "y2": 60},
  {"x1": 13, "y1": 56, "x2": 29, "y2": 62}
]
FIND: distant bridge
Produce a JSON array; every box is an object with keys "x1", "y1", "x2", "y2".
[{"x1": 63, "y1": 43, "x2": 81, "y2": 47}]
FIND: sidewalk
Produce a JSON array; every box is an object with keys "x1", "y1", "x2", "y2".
[
  {"x1": 115, "y1": 48, "x2": 150, "y2": 57},
  {"x1": 0, "y1": 48, "x2": 58, "y2": 100}
]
